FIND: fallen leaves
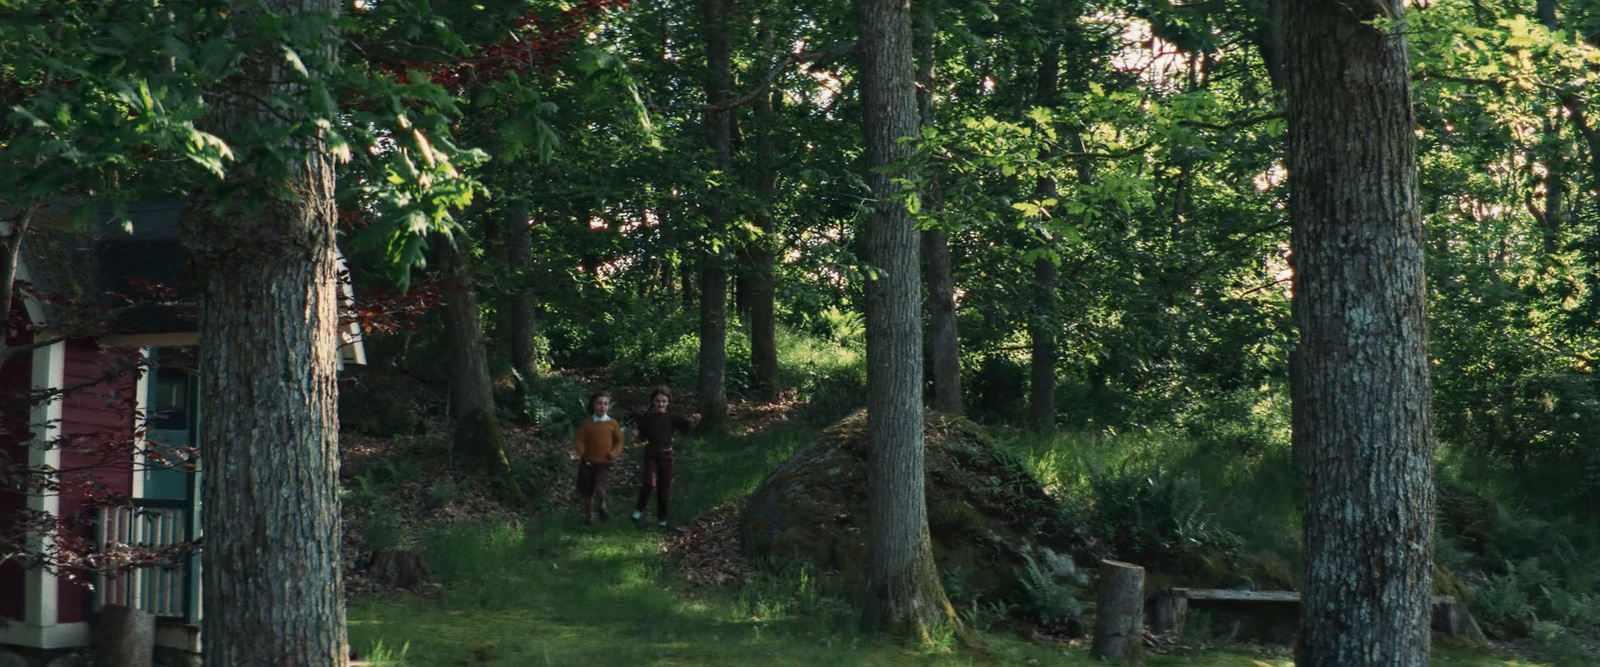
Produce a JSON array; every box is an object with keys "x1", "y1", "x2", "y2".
[{"x1": 659, "y1": 501, "x2": 750, "y2": 587}]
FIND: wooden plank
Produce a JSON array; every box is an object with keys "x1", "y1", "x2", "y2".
[
  {"x1": 1170, "y1": 588, "x2": 1299, "y2": 603},
  {"x1": 1168, "y1": 588, "x2": 1456, "y2": 606}
]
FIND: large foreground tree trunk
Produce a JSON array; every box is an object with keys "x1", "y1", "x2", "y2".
[
  {"x1": 180, "y1": 2, "x2": 347, "y2": 664},
  {"x1": 915, "y1": 2, "x2": 963, "y2": 415},
  {"x1": 855, "y1": 0, "x2": 965, "y2": 640},
  {"x1": 698, "y1": 0, "x2": 731, "y2": 427},
  {"x1": 1284, "y1": 2, "x2": 1435, "y2": 665}
]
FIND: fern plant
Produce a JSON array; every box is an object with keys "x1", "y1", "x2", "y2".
[{"x1": 1014, "y1": 552, "x2": 1092, "y2": 626}]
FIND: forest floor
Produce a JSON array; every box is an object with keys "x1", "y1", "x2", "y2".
[{"x1": 338, "y1": 392, "x2": 1560, "y2": 667}]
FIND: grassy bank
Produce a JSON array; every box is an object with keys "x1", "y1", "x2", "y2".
[{"x1": 347, "y1": 422, "x2": 1552, "y2": 666}]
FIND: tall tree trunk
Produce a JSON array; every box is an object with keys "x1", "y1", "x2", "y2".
[
  {"x1": 749, "y1": 20, "x2": 781, "y2": 399},
  {"x1": 1028, "y1": 9, "x2": 1063, "y2": 432},
  {"x1": 500, "y1": 202, "x2": 540, "y2": 391},
  {"x1": 436, "y1": 236, "x2": 524, "y2": 501},
  {"x1": 915, "y1": 2, "x2": 963, "y2": 415},
  {"x1": 180, "y1": 4, "x2": 346, "y2": 664},
  {"x1": 1540, "y1": 1, "x2": 1600, "y2": 187},
  {"x1": 698, "y1": 0, "x2": 731, "y2": 426},
  {"x1": 1283, "y1": 2, "x2": 1434, "y2": 666},
  {"x1": 1534, "y1": 0, "x2": 1592, "y2": 248},
  {"x1": 1028, "y1": 257, "x2": 1058, "y2": 430},
  {"x1": 0, "y1": 204, "x2": 38, "y2": 358},
  {"x1": 855, "y1": 0, "x2": 965, "y2": 641}
]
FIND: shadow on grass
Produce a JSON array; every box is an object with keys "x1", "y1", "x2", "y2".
[{"x1": 348, "y1": 421, "x2": 1556, "y2": 667}]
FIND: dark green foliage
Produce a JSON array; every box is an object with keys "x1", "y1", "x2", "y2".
[
  {"x1": 520, "y1": 374, "x2": 593, "y2": 438},
  {"x1": 1013, "y1": 552, "x2": 1092, "y2": 626},
  {"x1": 1084, "y1": 459, "x2": 1232, "y2": 557}
]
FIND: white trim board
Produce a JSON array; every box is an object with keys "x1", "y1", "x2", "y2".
[
  {"x1": 24, "y1": 341, "x2": 65, "y2": 628},
  {"x1": 131, "y1": 347, "x2": 150, "y2": 499},
  {"x1": 0, "y1": 622, "x2": 88, "y2": 650}
]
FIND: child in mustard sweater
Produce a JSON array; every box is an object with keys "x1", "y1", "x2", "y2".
[{"x1": 575, "y1": 391, "x2": 623, "y2": 525}]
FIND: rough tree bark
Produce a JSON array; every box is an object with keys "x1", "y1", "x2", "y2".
[
  {"x1": 500, "y1": 202, "x2": 540, "y2": 391},
  {"x1": 855, "y1": 0, "x2": 966, "y2": 641},
  {"x1": 1091, "y1": 560, "x2": 1145, "y2": 664},
  {"x1": 0, "y1": 204, "x2": 38, "y2": 357},
  {"x1": 749, "y1": 17, "x2": 781, "y2": 399},
  {"x1": 698, "y1": 0, "x2": 731, "y2": 427},
  {"x1": 1283, "y1": 2, "x2": 1435, "y2": 666},
  {"x1": 1028, "y1": 2, "x2": 1063, "y2": 432},
  {"x1": 178, "y1": 4, "x2": 347, "y2": 664},
  {"x1": 915, "y1": 2, "x2": 963, "y2": 415},
  {"x1": 436, "y1": 236, "x2": 522, "y2": 502}
]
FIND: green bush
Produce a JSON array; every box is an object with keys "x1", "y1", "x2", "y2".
[
  {"x1": 1475, "y1": 569, "x2": 1537, "y2": 637},
  {"x1": 1085, "y1": 458, "x2": 1233, "y2": 556},
  {"x1": 428, "y1": 479, "x2": 463, "y2": 509},
  {"x1": 523, "y1": 374, "x2": 591, "y2": 438},
  {"x1": 1013, "y1": 552, "x2": 1091, "y2": 626}
]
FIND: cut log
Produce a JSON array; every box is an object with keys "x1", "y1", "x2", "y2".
[
  {"x1": 1432, "y1": 596, "x2": 1487, "y2": 644},
  {"x1": 0, "y1": 648, "x2": 33, "y2": 667},
  {"x1": 1151, "y1": 588, "x2": 1484, "y2": 646},
  {"x1": 369, "y1": 548, "x2": 428, "y2": 589},
  {"x1": 1092, "y1": 560, "x2": 1145, "y2": 664},
  {"x1": 1149, "y1": 591, "x2": 1188, "y2": 637},
  {"x1": 93, "y1": 603, "x2": 154, "y2": 667}
]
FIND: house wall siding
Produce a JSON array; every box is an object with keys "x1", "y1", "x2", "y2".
[
  {"x1": 0, "y1": 300, "x2": 35, "y2": 623},
  {"x1": 54, "y1": 338, "x2": 138, "y2": 624}
]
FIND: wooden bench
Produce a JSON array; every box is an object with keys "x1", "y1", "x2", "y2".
[{"x1": 1149, "y1": 588, "x2": 1484, "y2": 644}]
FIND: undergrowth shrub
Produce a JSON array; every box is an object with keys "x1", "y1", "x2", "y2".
[
  {"x1": 361, "y1": 639, "x2": 411, "y2": 667},
  {"x1": 1086, "y1": 458, "x2": 1233, "y2": 556},
  {"x1": 1013, "y1": 552, "x2": 1092, "y2": 626},
  {"x1": 522, "y1": 374, "x2": 591, "y2": 437}
]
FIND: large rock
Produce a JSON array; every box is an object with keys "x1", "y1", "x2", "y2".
[
  {"x1": 0, "y1": 648, "x2": 35, "y2": 667},
  {"x1": 740, "y1": 410, "x2": 1096, "y2": 602}
]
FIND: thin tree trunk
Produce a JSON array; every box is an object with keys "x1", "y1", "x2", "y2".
[
  {"x1": 501, "y1": 202, "x2": 540, "y2": 390},
  {"x1": 698, "y1": 0, "x2": 731, "y2": 426},
  {"x1": 436, "y1": 237, "x2": 524, "y2": 501},
  {"x1": 915, "y1": 2, "x2": 963, "y2": 415},
  {"x1": 1028, "y1": 256, "x2": 1057, "y2": 430},
  {"x1": 855, "y1": 0, "x2": 966, "y2": 641},
  {"x1": 1283, "y1": 2, "x2": 1434, "y2": 665},
  {"x1": 0, "y1": 204, "x2": 38, "y2": 358},
  {"x1": 1029, "y1": 10, "x2": 1062, "y2": 432},
  {"x1": 179, "y1": 2, "x2": 347, "y2": 664},
  {"x1": 747, "y1": 18, "x2": 781, "y2": 400}
]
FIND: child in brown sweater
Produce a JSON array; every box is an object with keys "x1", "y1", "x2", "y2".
[
  {"x1": 575, "y1": 392, "x2": 623, "y2": 525},
  {"x1": 629, "y1": 386, "x2": 700, "y2": 528}
]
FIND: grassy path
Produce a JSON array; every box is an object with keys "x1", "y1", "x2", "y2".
[{"x1": 346, "y1": 424, "x2": 1549, "y2": 666}]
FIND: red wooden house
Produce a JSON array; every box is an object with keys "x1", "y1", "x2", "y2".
[{"x1": 0, "y1": 200, "x2": 365, "y2": 661}]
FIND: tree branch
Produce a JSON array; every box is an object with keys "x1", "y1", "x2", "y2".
[
  {"x1": 1178, "y1": 111, "x2": 1285, "y2": 131},
  {"x1": 694, "y1": 41, "x2": 858, "y2": 114},
  {"x1": 1415, "y1": 71, "x2": 1509, "y2": 92},
  {"x1": 1058, "y1": 140, "x2": 1156, "y2": 160}
]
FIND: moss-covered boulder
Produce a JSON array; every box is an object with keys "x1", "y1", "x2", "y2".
[{"x1": 739, "y1": 410, "x2": 1097, "y2": 603}]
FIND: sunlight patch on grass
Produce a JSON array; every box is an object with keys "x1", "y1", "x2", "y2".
[{"x1": 350, "y1": 420, "x2": 1552, "y2": 667}]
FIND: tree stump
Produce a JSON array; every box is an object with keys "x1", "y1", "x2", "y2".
[
  {"x1": 1149, "y1": 590, "x2": 1187, "y2": 638},
  {"x1": 369, "y1": 548, "x2": 428, "y2": 589},
  {"x1": 0, "y1": 648, "x2": 34, "y2": 667},
  {"x1": 1431, "y1": 596, "x2": 1487, "y2": 644},
  {"x1": 93, "y1": 604, "x2": 154, "y2": 667},
  {"x1": 1092, "y1": 560, "x2": 1144, "y2": 664}
]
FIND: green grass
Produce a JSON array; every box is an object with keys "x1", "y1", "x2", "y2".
[{"x1": 348, "y1": 422, "x2": 1552, "y2": 666}]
